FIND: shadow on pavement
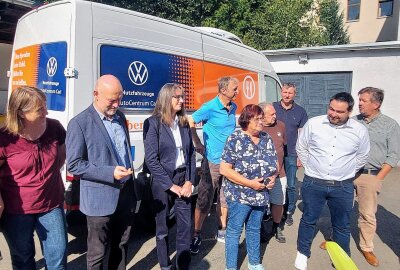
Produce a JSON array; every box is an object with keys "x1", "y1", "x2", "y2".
[
  {"x1": 297, "y1": 194, "x2": 400, "y2": 261},
  {"x1": 63, "y1": 210, "x2": 160, "y2": 270},
  {"x1": 127, "y1": 228, "x2": 159, "y2": 270},
  {"x1": 189, "y1": 204, "x2": 218, "y2": 270},
  {"x1": 376, "y1": 204, "x2": 400, "y2": 257}
]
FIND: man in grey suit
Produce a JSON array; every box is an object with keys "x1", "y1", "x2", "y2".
[{"x1": 66, "y1": 75, "x2": 135, "y2": 270}]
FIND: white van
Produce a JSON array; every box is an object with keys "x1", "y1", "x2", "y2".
[{"x1": 8, "y1": 0, "x2": 281, "y2": 216}]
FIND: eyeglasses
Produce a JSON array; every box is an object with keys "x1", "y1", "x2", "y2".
[
  {"x1": 172, "y1": 95, "x2": 185, "y2": 100},
  {"x1": 252, "y1": 116, "x2": 264, "y2": 122}
]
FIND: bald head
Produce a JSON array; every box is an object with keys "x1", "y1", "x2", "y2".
[
  {"x1": 95, "y1": 75, "x2": 123, "y2": 94},
  {"x1": 94, "y1": 75, "x2": 123, "y2": 118},
  {"x1": 259, "y1": 102, "x2": 276, "y2": 126}
]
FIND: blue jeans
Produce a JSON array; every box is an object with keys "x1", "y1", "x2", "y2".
[
  {"x1": 2, "y1": 207, "x2": 68, "y2": 270},
  {"x1": 226, "y1": 201, "x2": 265, "y2": 270},
  {"x1": 285, "y1": 155, "x2": 298, "y2": 214},
  {"x1": 297, "y1": 175, "x2": 354, "y2": 257}
]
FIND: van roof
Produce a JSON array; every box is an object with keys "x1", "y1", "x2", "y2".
[{"x1": 19, "y1": 0, "x2": 259, "y2": 53}]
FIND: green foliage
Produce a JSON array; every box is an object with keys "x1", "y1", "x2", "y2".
[
  {"x1": 45, "y1": 0, "x2": 349, "y2": 49},
  {"x1": 318, "y1": 0, "x2": 350, "y2": 45},
  {"x1": 203, "y1": 0, "x2": 323, "y2": 50}
]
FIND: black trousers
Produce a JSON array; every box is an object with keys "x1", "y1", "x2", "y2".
[
  {"x1": 86, "y1": 181, "x2": 135, "y2": 270},
  {"x1": 152, "y1": 169, "x2": 192, "y2": 270}
]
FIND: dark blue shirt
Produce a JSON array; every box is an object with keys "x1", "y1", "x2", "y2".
[
  {"x1": 273, "y1": 101, "x2": 308, "y2": 156},
  {"x1": 221, "y1": 130, "x2": 278, "y2": 206}
]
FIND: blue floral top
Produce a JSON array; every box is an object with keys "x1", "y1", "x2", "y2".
[{"x1": 221, "y1": 130, "x2": 278, "y2": 206}]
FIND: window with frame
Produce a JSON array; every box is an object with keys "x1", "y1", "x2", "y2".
[
  {"x1": 378, "y1": 0, "x2": 393, "y2": 17},
  {"x1": 347, "y1": 0, "x2": 361, "y2": 21}
]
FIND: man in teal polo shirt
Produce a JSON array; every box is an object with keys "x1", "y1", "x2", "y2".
[{"x1": 189, "y1": 76, "x2": 238, "y2": 254}]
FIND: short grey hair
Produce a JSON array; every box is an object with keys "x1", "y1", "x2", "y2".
[
  {"x1": 258, "y1": 102, "x2": 273, "y2": 110},
  {"x1": 282, "y1": 82, "x2": 296, "y2": 91},
  {"x1": 358, "y1": 87, "x2": 384, "y2": 105},
  {"x1": 218, "y1": 76, "x2": 239, "y2": 93}
]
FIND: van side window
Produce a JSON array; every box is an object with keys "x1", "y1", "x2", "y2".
[{"x1": 264, "y1": 75, "x2": 281, "y2": 102}]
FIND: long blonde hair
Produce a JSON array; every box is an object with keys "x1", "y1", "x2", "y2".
[
  {"x1": 152, "y1": 83, "x2": 188, "y2": 127},
  {"x1": 5, "y1": 86, "x2": 46, "y2": 135}
]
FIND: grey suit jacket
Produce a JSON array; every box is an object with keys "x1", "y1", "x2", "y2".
[{"x1": 66, "y1": 104, "x2": 135, "y2": 216}]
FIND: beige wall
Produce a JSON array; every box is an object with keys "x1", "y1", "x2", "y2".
[{"x1": 338, "y1": 0, "x2": 400, "y2": 43}]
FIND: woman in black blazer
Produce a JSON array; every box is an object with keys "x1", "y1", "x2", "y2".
[{"x1": 143, "y1": 83, "x2": 196, "y2": 270}]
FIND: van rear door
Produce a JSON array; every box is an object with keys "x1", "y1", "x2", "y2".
[{"x1": 9, "y1": 1, "x2": 73, "y2": 128}]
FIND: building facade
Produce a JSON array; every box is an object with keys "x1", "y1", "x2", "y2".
[
  {"x1": 263, "y1": 42, "x2": 400, "y2": 125},
  {"x1": 338, "y1": 0, "x2": 400, "y2": 43}
]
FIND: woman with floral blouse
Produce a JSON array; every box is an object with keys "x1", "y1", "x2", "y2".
[{"x1": 220, "y1": 104, "x2": 278, "y2": 270}]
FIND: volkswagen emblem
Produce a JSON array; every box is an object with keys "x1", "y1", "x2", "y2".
[
  {"x1": 46, "y1": 57, "x2": 57, "y2": 77},
  {"x1": 243, "y1": 75, "x2": 255, "y2": 99},
  {"x1": 128, "y1": 61, "x2": 148, "y2": 85}
]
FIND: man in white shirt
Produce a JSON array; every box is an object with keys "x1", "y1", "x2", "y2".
[{"x1": 294, "y1": 92, "x2": 370, "y2": 270}]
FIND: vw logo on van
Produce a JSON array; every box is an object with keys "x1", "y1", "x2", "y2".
[
  {"x1": 128, "y1": 61, "x2": 148, "y2": 85},
  {"x1": 46, "y1": 57, "x2": 58, "y2": 77},
  {"x1": 243, "y1": 75, "x2": 255, "y2": 99}
]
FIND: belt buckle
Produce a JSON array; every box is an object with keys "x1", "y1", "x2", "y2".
[{"x1": 326, "y1": 180, "x2": 335, "y2": 185}]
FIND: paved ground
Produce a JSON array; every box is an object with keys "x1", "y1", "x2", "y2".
[{"x1": 0, "y1": 168, "x2": 399, "y2": 269}]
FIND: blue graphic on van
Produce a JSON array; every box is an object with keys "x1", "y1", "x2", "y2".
[
  {"x1": 100, "y1": 45, "x2": 174, "y2": 110},
  {"x1": 37, "y1": 42, "x2": 67, "y2": 111}
]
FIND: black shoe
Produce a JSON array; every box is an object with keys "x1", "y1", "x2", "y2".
[
  {"x1": 263, "y1": 213, "x2": 272, "y2": 221},
  {"x1": 275, "y1": 227, "x2": 286, "y2": 243},
  {"x1": 190, "y1": 235, "x2": 202, "y2": 254},
  {"x1": 285, "y1": 214, "x2": 294, "y2": 226},
  {"x1": 261, "y1": 232, "x2": 273, "y2": 243}
]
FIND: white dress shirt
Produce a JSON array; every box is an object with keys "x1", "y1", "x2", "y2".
[
  {"x1": 296, "y1": 115, "x2": 370, "y2": 181},
  {"x1": 170, "y1": 116, "x2": 186, "y2": 169}
]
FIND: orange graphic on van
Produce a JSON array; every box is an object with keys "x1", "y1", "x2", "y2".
[
  {"x1": 170, "y1": 57, "x2": 258, "y2": 113},
  {"x1": 11, "y1": 45, "x2": 40, "y2": 91}
]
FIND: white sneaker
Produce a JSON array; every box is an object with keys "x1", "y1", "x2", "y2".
[
  {"x1": 248, "y1": 263, "x2": 265, "y2": 270},
  {"x1": 294, "y1": 251, "x2": 307, "y2": 270},
  {"x1": 216, "y1": 229, "x2": 226, "y2": 243}
]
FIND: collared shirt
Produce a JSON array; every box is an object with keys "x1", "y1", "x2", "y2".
[
  {"x1": 94, "y1": 108, "x2": 131, "y2": 170},
  {"x1": 192, "y1": 96, "x2": 237, "y2": 164},
  {"x1": 296, "y1": 115, "x2": 370, "y2": 181},
  {"x1": 221, "y1": 130, "x2": 278, "y2": 206},
  {"x1": 170, "y1": 116, "x2": 186, "y2": 169},
  {"x1": 273, "y1": 101, "x2": 308, "y2": 156},
  {"x1": 354, "y1": 112, "x2": 400, "y2": 169}
]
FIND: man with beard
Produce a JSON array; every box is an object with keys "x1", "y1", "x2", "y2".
[{"x1": 294, "y1": 92, "x2": 369, "y2": 270}]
